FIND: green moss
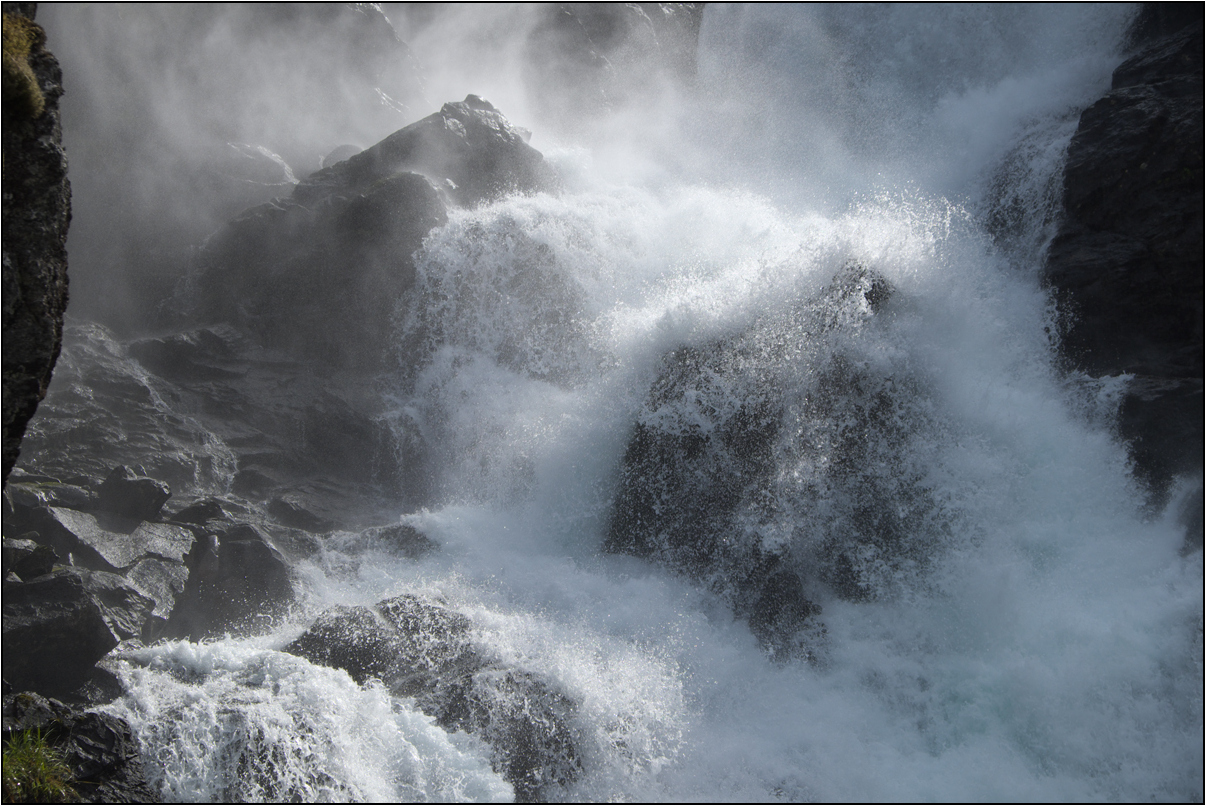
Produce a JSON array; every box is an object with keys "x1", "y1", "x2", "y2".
[
  {"x1": 1, "y1": 728, "x2": 79, "y2": 804},
  {"x1": 2, "y1": 12, "x2": 46, "y2": 119}
]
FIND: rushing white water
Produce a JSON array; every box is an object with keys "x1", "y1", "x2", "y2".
[{"x1": 102, "y1": 5, "x2": 1202, "y2": 802}]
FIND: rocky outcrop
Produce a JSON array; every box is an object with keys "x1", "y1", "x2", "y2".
[
  {"x1": 2, "y1": 690, "x2": 157, "y2": 803},
  {"x1": 3, "y1": 466, "x2": 302, "y2": 678},
  {"x1": 286, "y1": 594, "x2": 581, "y2": 802},
  {"x1": 293, "y1": 94, "x2": 554, "y2": 208},
  {"x1": 2, "y1": 568, "x2": 147, "y2": 698},
  {"x1": 193, "y1": 95, "x2": 553, "y2": 374},
  {"x1": 5, "y1": 96, "x2": 550, "y2": 707},
  {"x1": 607, "y1": 264, "x2": 943, "y2": 659},
  {"x1": 2, "y1": 4, "x2": 71, "y2": 485},
  {"x1": 163, "y1": 523, "x2": 295, "y2": 640},
  {"x1": 1043, "y1": 8, "x2": 1203, "y2": 506},
  {"x1": 3, "y1": 93, "x2": 557, "y2": 793},
  {"x1": 20, "y1": 322, "x2": 416, "y2": 523}
]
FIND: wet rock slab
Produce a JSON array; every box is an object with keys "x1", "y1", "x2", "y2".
[{"x1": 33, "y1": 506, "x2": 194, "y2": 572}]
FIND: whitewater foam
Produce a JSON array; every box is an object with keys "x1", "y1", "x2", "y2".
[{"x1": 100, "y1": 5, "x2": 1202, "y2": 802}]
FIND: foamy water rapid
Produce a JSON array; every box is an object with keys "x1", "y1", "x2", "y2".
[{"x1": 102, "y1": 5, "x2": 1202, "y2": 802}]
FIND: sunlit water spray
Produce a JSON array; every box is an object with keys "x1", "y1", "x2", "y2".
[{"x1": 103, "y1": 5, "x2": 1201, "y2": 802}]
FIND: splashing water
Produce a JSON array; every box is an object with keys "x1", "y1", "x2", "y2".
[{"x1": 101, "y1": 5, "x2": 1201, "y2": 802}]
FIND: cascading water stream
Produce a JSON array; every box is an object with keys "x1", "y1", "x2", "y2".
[{"x1": 98, "y1": 5, "x2": 1201, "y2": 802}]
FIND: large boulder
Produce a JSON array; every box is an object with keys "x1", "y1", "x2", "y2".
[
  {"x1": 165, "y1": 523, "x2": 295, "y2": 640},
  {"x1": 607, "y1": 264, "x2": 946, "y2": 658},
  {"x1": 95, "y1": 465, "x2": 171, "y2": 521},
  {"x1": 2, "y1": 536, "x2": 57, "y2": 581},
  {"x1": 2, "y1": 5, "x2": 71, "y2": 485},
  {"x1": 192, "y1": 96, "x2": 553, "y2": 374},
  {"x1": 293, "y1": 95, "x2": 555, "y2": 208},
  {"x1": 2, "y1": 568, "x2": 151, "y2": 698},
  {"x1": 190, "y1": 171, "x2": 447, "y2": 372},
  {"x1": 286, "y1": 593, "x2": 581, "y2": 801},
  {"x1": 1042, "y1": 11, "x2": 1203, "y2": 503}
]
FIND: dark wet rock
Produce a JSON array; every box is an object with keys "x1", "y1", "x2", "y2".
[
  {"x1": 188, "y1": 96, "x2": 555, "y2": 376},
  {"x1": 126, "y1": 326, "x2": 245, "y2": 383},
  {"x1": 165, "y1": 523, "x2": 295, "y2": 640},
  {"x1": 287, "y1": 593, "x2": 581, "y2": 800},
  {"x1": 2, "y1": 690, "x2": 158, "y2": 803},
  {"x1": 1043, "y1": 16, "x2": 1203, "y2": 503},
  {"x1": 267, "y1": 496, "x2": 334, "y2": 532},
  {"x1": 95, "y1": 465, "x2": 171, "y2": 521},
  {"x1": 2, "y1": 570, "x2": 120, "y2": 698},
  {"x1": 2, "y1": 5, "x2": 71, "y2": 486},
  {"x1": 260, "y1": 523, "x2": 323, "y2": 563},
  {"x1": 15, "y1": 323, "x2": 240, "y2": 495},
  {"x1": 232, "y1": 467, "x2": 279, "y2": 499},
  {"x1": 286, "y1": 605, "x2": 408, "y2": 685},
  {"x1": 2, "y1": 536, "x2": 58, "y2": 580},
  {"x1": 1, "y1": 476, "x2": 96, "y2": 512},
  {"x1": 192, "y1": 173, "x2": 446, "y2": 373},
  {"x1": 167, "y1": 497, "x2": 228, "y2": 525},
  {"x1": 607, "y1": 264, "x2": 943, "y2": 658},
  {"x1": 363, "y1": 522, "x2": 438, "y2": 559},
  {"x1": 20, "y1": 322, "x2": 417, "y2": 523},
  {"x1": 70, "y1": 665, "x2": 126, "y2": 708},
  {"x1": 182, "y1": 97, "x2": 553, "y2": 374}
]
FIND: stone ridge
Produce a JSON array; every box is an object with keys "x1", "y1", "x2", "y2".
[{"x1": 2, "y1": 4, "x2": 71, "y2": 485}]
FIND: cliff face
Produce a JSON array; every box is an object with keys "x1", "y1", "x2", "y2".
[
  {"x1": 1043, "y1": 7, "x2": 1204, "y2": 508},
  {"x1": 2, "y1": 3, "x2": 71, "y2": 485}
]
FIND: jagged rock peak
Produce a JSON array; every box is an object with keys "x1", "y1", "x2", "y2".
[{"x1": 293, "y1": 94, "x2": 555, "y2": 208}]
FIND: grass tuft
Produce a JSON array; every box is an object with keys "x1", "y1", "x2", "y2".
[
  {"x1": 1, "y1": 728, "x2": 79, "y2": 804},
  {"x1": 2, "y1": 12, "x2": 47, "y2": 119}
]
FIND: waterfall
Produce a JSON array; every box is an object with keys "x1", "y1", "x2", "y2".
[{"x1": 64, "y1": 4, "x2": 1202, "y2": 802}]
